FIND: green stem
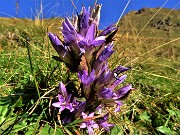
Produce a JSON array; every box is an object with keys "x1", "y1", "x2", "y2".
[
  {"x1": 26, "y1": 42, "x2": 41, "y2": 98},
  {"x1": 26, "y1": 41, "x2": 47, "y2": 119},
  {"x1": 164, "y1": 114, "x2": 171, "y2": 127}
]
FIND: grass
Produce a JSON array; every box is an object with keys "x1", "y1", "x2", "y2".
[{"x1": 0, "y1": 7, "x2": 180, "y2": 135}]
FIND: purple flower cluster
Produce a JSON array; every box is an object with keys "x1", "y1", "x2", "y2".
[{"x1": 48, "y1": 4, "x2": 133, "y2": 134}]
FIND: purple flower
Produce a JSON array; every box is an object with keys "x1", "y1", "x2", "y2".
[
  {"x1": 52, "y1": 82, "x2": 75, "y2": 112},
  {"x1": 93, "y1": 44, "x2": 114, "y2": 74},
  {"x1": 95, "y1": 65, "x2": 130, "y2": 89},
  {"x1": 99, "y1": 24, "x2": 117, "y2": 36},
  {"x1": 95, "y1": 69, "x2": 114, "y2": 90},
  {"x1": 78, "y1": 70, "x2": 95, "y2": 98},
  {"x1": 52, "y1": 94, "x2": 74, "y2": 112},
  {"x1": 62, "y1": 17, "x2": 77, "y2": 43},
  {"x1": 97, "y1": 88, "x2": 114, "y2": 99},
  {"x1": 61, "y1": 18, "x2": 84, "y2": 57},
  {"x1": 109, "y1": 75, "x2": 127, "y2": 90},
  {"x1": 72, "y1": 98, "x2": 79, "y2": 109},
  {"x1": 99, "y1": 44, "x2": 114, "y2": 61},
  {"x1": 98, "y1": 114, "x2": 114, "y2": 131},
  {"x1": 48, "y1": 33, "x2": 74, "y2": 68},
  {"x1": 79, "y1": 6, "x2": 90, "y2": 36},
  {"x1": 113, "y1": 66, "x2": 131, "y2": 77},
  {"x1": 48, "y1": 33, "x2": 65, "y2": 56},
  {"x1": 78, "y1": 23, "x2": 105, "y2": 61},
  {"x1": 113, "y1": 84, "x2": 132, "y2": 100},
  {"x1": 78, "y1": 24, "x2": 105, "y2": 62},
  {"x1": 77, "y1": 5, "x2": 101, "y2": 34},
  {"x1": 78, "y1": 70, "x2": 95, "y2": 86},
  {"x1": 59, "y1": 82, "x2": 68, "y2": 97},
  {"x1": 80, "y1": 112, "x2": 99, "y2": 135},
  {"x1": 48, "y1": 32, "x2": 61, "y2": 45},
  {"x1": 114, "y1": 101, "x2": 123, "y2": 112}
]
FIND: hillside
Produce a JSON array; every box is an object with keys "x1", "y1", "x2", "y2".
[
  {"x1": 118, "y1": 8, "x2": 180, "y2": 39},
  {"x1": 0, "y1": 8, "x2": 179, "y2": 42},
  {"x1": 110, "y1": 8, "x2": 180, "y2": 64}
]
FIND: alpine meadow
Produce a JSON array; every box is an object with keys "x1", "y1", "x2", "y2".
[{"x1": 0, "y1": 1, "x2": 180, "y2": 135}]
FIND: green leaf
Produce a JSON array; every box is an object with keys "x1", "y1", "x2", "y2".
[
  {"x1": 167, "y1": 109, "x2": 176, "y2": 116},
  {"x1": 156, "y1": 126, "x2": 175, "y2": 135},
  {"x1": 111, "y1": 125, "x2": 123, "y2": 135},
  {"x1": 13, "y1": 96, "x2": 24, "y2": 108},
  {"x1": 25, "y1": 123, "x2": 37, "y2": 135},
  {"x1": 11, "y1": 119, "x2": 28, "y2": 133},
  {"x1": 140, "y1": 111, "x2": 151, "y2": 122},
  {"x1": 32, "y1": 111, "x2": 44, "y2": 135},
  {"x1": 40, "y1": 123, "x2": 63, "y2": 135},
  {"x1": 0, "y1": 96, "x2": 11, "y2": 124},
  {"x1": 0, "y1": 96, "x2": 25, "y2": 134},
  {"x1": 174, "y1": 109, "x2": 180, "y2": 120}
]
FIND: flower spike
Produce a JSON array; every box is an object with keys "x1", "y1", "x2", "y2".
[{"x1": 49, "y1": 5, "x2": 133, "y2": 135}]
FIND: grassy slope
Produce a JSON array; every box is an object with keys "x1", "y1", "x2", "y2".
[
  {"x1": 0, "y1": 8, "x2": 179, "y2": 134},
  {"x1": 112, "y1": 8, "x2": 180, "y2": 134}
]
